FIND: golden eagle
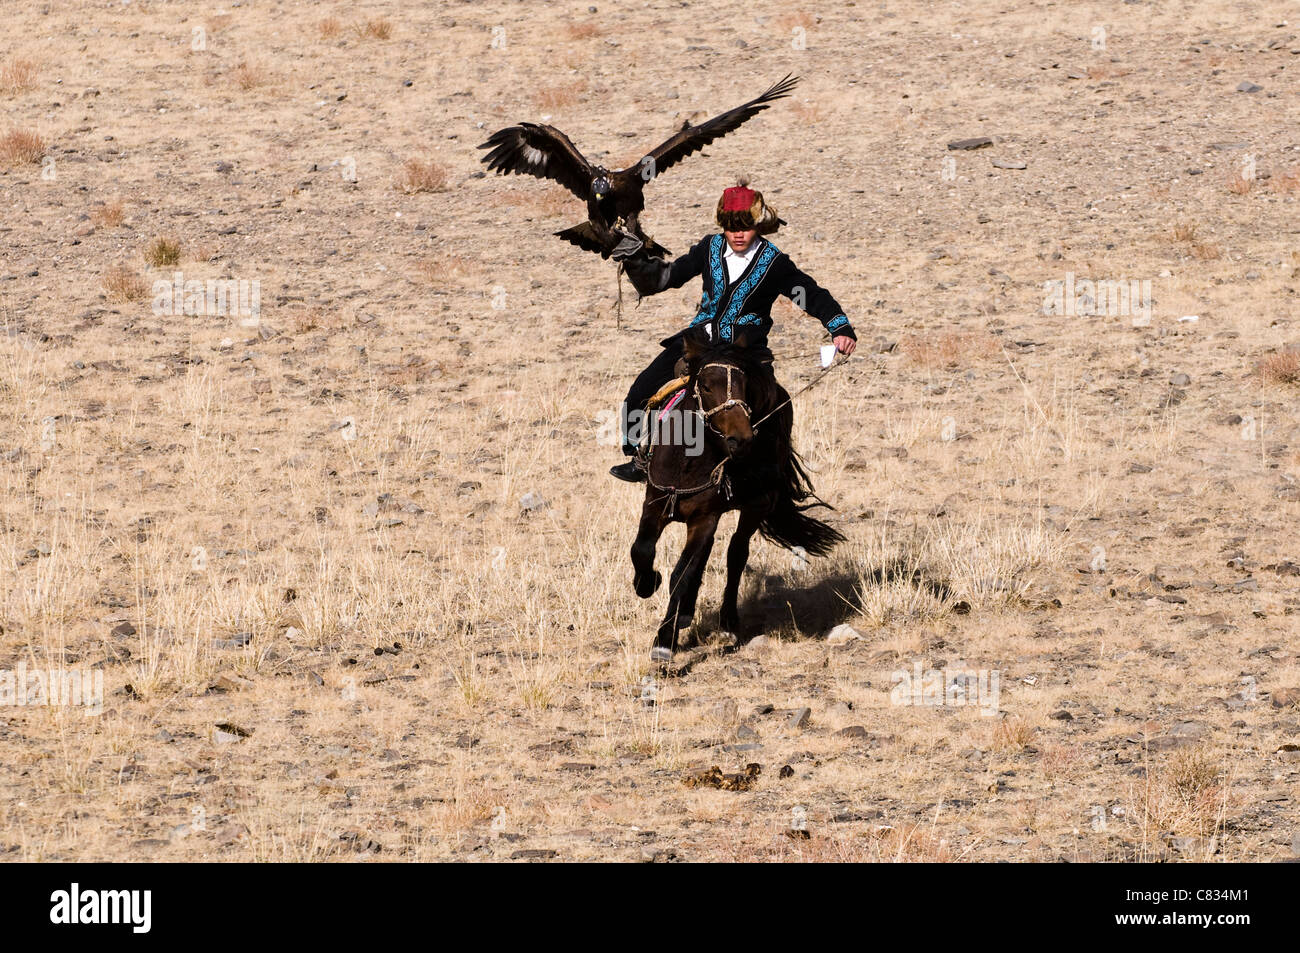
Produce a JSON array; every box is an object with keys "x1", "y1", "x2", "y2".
[{"x1": 477, "y1": 74, "x2": 799, "y2": 259}]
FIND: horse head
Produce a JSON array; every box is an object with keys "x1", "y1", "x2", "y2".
[{"x1": 681, "y1": 325, "x2": 774, "y2": 459}]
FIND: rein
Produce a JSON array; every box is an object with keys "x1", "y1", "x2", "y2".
[
  {"x1": 750, "y1": 355, "x2": 848, "y2": 431},
  {"x1": 641, "y1": 353, "x2": 849, "y2": 516}
]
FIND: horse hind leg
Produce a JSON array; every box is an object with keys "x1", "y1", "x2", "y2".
[{"x1": 720, "y1": 508, "x2": 762, "y2": 635}]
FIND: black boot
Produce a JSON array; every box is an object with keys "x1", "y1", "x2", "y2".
[{"x1": 610, "y1": 460, "x2": 646, "y2": 483}]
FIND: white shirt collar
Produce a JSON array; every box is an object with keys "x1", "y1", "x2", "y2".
[{"x1": 724, "y1": 239, "x2": 761, "y2": 260}]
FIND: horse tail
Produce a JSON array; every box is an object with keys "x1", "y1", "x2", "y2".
[{"x1": 757, "y1": 443, "x2": 845, "y2": 557}]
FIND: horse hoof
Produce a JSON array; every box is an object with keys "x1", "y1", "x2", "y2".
[
  {"x1": 713, "y1": 630, "x2": 738, "y2": 648},
  {"x1": 649, "y1": 646, "x2": 673, "y2": 664},
  {"x1": 634, "y1": 570, "x2": 662, "y2": 599}
]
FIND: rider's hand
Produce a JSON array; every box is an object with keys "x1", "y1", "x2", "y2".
[{"x1": 833, "y1": 335, "x2": 856, "y2": 357}]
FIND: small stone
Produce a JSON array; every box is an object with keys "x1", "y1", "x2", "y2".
[
  {"x1": 1049, "y1": 709, "x2": 1074, "y2": 720},
  {"x1": 110, "y1": 621, "x2": 136, "y2": 637},
  {"x1": 212, "y1": 673, "x2": 253, "y2": 693},
  {"x1": 991, "y1": 158, "x2": 1027, "y2": 170},
  {"x1": 787, "y1": 707, "x2": 811, "y2": 729},
  {"x1": 837, "y1": 725, "x2": 870, "y2": 739},
  {"x1": 519, "y1": 492, "x2": 546, "y2": 512},
  {"x1": 1236, "y1": 81, "x2": 1263, "y2": 92},
  {"x1": 1171, "y1": 372, "x2": 1191, "y2": 387},
  {"x1": 213, "y1": 722, "x2": 252, "y2": 744},
  {"x1": 826, "y1": 624, "x2": 863, "y2": 645},
  {"x1": 1272, "y1": 687, "x2": 1300, "y2": 709},
  {"x1": 948, "y1": 136, "x2": 994, "y2": 150}
]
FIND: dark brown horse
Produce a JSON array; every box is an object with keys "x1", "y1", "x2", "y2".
[{"x1": 630, "y1": 325, "x2": 845, "y2": 662}]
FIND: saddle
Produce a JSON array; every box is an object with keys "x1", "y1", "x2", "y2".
[{"x1": 636, "y1": 374, "x2": 690, "y2": 462}]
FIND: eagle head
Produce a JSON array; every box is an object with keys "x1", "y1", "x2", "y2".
[{"x1": 592, "y1": 175, "x2": 612, "y2": 200}]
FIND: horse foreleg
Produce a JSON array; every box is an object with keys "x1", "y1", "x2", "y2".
[
  {"x1": 720, "y1": 508, "x2": 762, "y2": 635},
  {"x1": 653, "y1": 511, "x2": 720, "y2": 658},
  {"x1": 631, "y1": 504, "x2": 667, "y2": 599}
]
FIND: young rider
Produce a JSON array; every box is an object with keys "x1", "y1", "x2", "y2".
[{"x1": 610, "y1": 180, "x2": 857, "y2": 482}]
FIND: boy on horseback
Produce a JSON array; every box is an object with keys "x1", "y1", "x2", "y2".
[{"x1": 609, "y1": 180, "x2": 857, "y2": 482}]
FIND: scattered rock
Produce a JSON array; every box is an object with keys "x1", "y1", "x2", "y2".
[
  {"x1": 837, "y1": 725, "x2": 870, "y2": 739},
  {"x1": 339, "y1": 830, "x2": 383, "y2": 853},
  {"x1": 211, "y1": 673, "x2": 253, "y2": 693},
  {"x1": 213, "y1": 722, "x2": 252, "y2": 744},
  {"x1": 787, "y1": 707, "x2": 811, "y2": 730},
  {"x1": 1236, "y1": 81, "x2": 1263, "y2": 92},
  {"x1": 1272, "y1": 688, "x2": 1300, "y2": 709},
  {"x1": 682, "y1": 763, "x2": 761, "y2": 791},
  {"x1": 825, "y1": 624, "x2": 863, "y2": 645},
  {"x1": 948, "y1": 136, "x2": 993, "y2": 150},
  {"x1": 991, "y1": 158, "x2": 1027, "y2": 170}
]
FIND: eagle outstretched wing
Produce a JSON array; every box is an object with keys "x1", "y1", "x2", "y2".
[
  {"x1": 477, "y1": 123, "x2": 595, "y2": 200},
  {"x1": 640, "y1": 74, "x2": 800, "y2": 177}
]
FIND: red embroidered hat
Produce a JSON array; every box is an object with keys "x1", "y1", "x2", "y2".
[
  {"x1": 715, "y1": 178, "x2": 782, "y2": 234},
  {"x1": 720, "y1": 186, "x2": 757, "y2": 212}
]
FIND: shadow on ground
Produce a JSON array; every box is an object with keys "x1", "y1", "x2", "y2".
[{"x1": 686, "y1": 555, "x2": 955, "y2": 649}]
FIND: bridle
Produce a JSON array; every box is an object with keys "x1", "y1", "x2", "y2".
[{"x1": 693, "y1": 362, "x2": 751, "y2": 435}]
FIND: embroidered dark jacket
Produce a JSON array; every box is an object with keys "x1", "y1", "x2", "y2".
[{"x1": 624, "y1": 233, "x2": 855, "y2": 346}]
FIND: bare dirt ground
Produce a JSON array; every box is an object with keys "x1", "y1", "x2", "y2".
[{"x1": 1, "y1": 0, "x2": 1298, "y2": 862}]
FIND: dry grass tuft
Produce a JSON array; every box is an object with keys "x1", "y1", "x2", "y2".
[
  {"x1": 413, "y1": 254, "x2": 476, "y2": 288},
  {"x1": 399, "y1": 157, "x2": 449, "y2": 194},
  {"x1": 91, "y1": 200, "x2": 126, "y2": 228},
  {"x1": 533, "y1": 80, "x2": 587, "y2": 111},
  {"x1": 993, "y1": 716, "x2": 1035, "y2": 752},
  {"x1": 778, "y1": 11, "x2": 817, "y2": 30},
  {"x1": 1225, "y1": 169, "x2": 1254, "y2": 195},
  {"x1": 1256, "y1": 349, "x2": 1300, "y2": 385},
  {"x1": 0, "y1": 57, "x2": 40, "y2": 94},
  {"x1": 319, "y1": 17, "x2": 343, "y2": 39},
  {"x1": 564, "y1": 23, "x2": 605, "y2": 40},
  {"x1": 354, "y1": 18, "x2": 393, "y2": 40},
  {"x1": 1171, "y1": 221, "x2": 1199, "y2": 243},
  {"x1": 0, "y1": 128, "x2": 45, "y2": 164},
  {"x1": 1190, "y1": 241, "x2": 1222, "y2": 261},
  {"x1": 1130, "y1": 747, "x2": 1231, "y2": 851},
  {"x1": 230, "y1": 61, "x2": 272, "y2": 91},
  {"x1": 144, "y1": 237, "x2": 183, "y2": 268},
  {"x1": 900, "y1": 330, "x2": 1000, "y2": 370},
  {"x1": 101, "y1": 265, "x2": 148, "y2": 302},
  {"x1": 789, "y1": 101, "x2": 824, "y2": 124},
  {"x1": 1271, "y1": 166, "x2": 1300, "y2": 196}
]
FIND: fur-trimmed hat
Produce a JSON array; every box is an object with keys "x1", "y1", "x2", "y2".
[{"x1": 715, "y1": 177, "x2": 782, "y2": 234}]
